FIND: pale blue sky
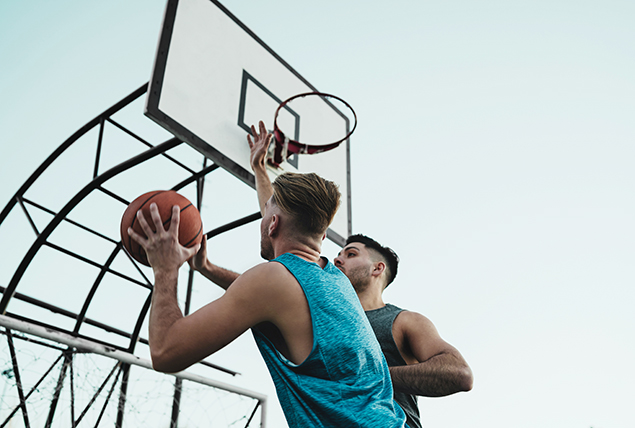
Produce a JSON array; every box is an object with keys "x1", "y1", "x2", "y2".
[{"x1": 1, "y1": 1, "x2": 634, "y2": 427}]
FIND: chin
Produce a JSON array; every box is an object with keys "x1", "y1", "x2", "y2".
[{"x1": 260, "y1": 245, "x2": 274, "y2": 261}]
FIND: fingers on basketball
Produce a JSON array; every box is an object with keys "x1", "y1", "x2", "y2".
[
  {"x1": 169, "y1": 205, "x2": 181, "y2": 236},
  {"x1": 121, "y1": 190, "x2": 203, "y2": 267},
  {"x1": 187, "y1": 242, "x2": 201, "y2": 259},
  {"x1": 134, "y1": 209, "x2": 154, "y2": 240},
  {"x1": 149, "y1": 203, "x2": 167, "y2": 231},
  {"x1": 127, "y1": 225, "x2": 146, "y2": 246}
]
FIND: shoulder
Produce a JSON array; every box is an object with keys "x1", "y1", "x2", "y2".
[
  {"x1": 395, "y1": 309, "x2": 434, "y2": 326},
  {"x1": 393, "y1": 309, "x2": 440, "y2": 340},
  {"x1": 243, "y1": 260, "x2": 291, "y2": 280},
  {"x1": 225, "y1": 261, "x2": 296, "y2": 302},
  {"x1": 392, "y1": 308, "x2": 461, "y2": 363}
]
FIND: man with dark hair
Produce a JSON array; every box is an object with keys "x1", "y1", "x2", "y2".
[
  {"x1": 335, "y1": 235, "x2": 473, "y2": 428},
  {"x1": 129, "y1": 122, "x2": 407, "y2": 428},
  {"x1": 342, "y1": 234, "x2": 400, "y2": 286}
]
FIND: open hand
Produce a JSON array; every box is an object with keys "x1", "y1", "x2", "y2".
[
  {"x1": 128, "y1": 203, "x2": 200, "y2": 272},
  {"x1": 188, "y1": 235, "x2": 208, "y2": 272},
  {"x1": 247, "y1": 120, "x2": 273, "y2": 172}
]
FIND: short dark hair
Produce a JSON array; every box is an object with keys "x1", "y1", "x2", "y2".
[{"x1": 345, "y1": 234, "x2": 399, "y2": 287}]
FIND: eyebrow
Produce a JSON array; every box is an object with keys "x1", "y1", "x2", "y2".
[{"x1": 342, "y1": 246, "x2": 360, "y2": 254}]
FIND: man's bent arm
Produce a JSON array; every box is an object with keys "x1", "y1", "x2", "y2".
[
  {"x1": 389, "y1": 350, "x2": 473, "y2": 397},
  {"x1": 392, "y1": 311, "x2": 473, "y2": 396},
  {"x1": 149, "y1": 268, "x2": 187, "y2": 369},
  {"x1": 188, "y1": 237, "x2": 240, "y2": 290},
  {"x1": 196, "y1": 261, "x2": 239, "y2": 290},
  {"x1": 149, "y1": 264, "x2": 283, "y2": 373},
  {"x1": 130, "y1": 204, "x2": 268, "y2": 373}
]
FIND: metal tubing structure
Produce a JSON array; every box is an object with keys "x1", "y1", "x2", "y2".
[
  {"x1": 0, "y1": 84, "x2": 267, "y2": 427},
  {"x1": 6, "y1": 329, "x2": 30, "y2": 427},
  {"x1": 0, "y1": 315, "x2": 267, "y2": 403}
]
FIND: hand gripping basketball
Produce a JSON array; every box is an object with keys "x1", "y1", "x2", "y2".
[
  {"x1": 120, "y1": 190, "x2": 203, "y2": 267},
  {"x1": 269, "y1": 92, "x2": 357, "y2": 167}
]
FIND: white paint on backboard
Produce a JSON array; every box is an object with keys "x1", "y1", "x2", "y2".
[{"x1": 146, "y1": 0, "x2": 351, "y2": 243}]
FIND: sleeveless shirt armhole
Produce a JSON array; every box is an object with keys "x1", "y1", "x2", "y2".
[{"x1": 260, "y1": 256, "x2": 317, "y2": 368}]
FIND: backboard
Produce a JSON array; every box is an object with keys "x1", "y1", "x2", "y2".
[{"x1": 145, "y1": 0, "x2": 351, "y2": 245}]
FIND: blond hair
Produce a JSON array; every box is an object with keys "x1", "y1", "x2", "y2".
[{"x1": 271, "y1": 172, "x2": 341, "y2": 237}]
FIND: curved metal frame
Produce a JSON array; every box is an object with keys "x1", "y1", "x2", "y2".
[{"x1": 0, "y1": 83, "x2": 265, "y2": 427}]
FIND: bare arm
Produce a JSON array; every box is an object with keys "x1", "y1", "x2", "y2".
[
  {"x1": 186, "y1": 120, "x2": 272, "y2": 289},
  {"x1": 390, "y1": 311, "x2": 473, "y2": 397},
  {"x1": 188, "y1": 236, "x2": 240, "y2": 290},
  {"x1": 128, "y1": 203, "x2": 292, "y2": 373},
  {"x1": 128, "y1": 204, "x2": 201, "y2": 370},
  {"x1": 247, "y1": 121, "x2": 274, "y2": 215},
  {"x1": 148, "y1": 265, "x2": 277, "y2": 373}
]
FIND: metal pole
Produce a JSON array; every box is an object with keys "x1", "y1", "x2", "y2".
[
  {"x1": 5, "y1": 330, "x2": 31, "y2": 428},
  {"x1": 0, "y1": 315, "x2": 267, "y2": 402}
]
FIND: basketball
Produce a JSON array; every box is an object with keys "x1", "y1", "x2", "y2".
[{"x1": 120, "y1": 190, "x2": 203, "y2": 266}]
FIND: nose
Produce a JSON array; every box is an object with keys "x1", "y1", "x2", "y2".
[{"x1": 334, "y1": 256, "x2": 343, "y2": 267}]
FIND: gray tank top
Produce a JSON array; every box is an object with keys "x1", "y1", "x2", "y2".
[{"x1": 366, "y1": 304, "x2": 422, "y2": 428}]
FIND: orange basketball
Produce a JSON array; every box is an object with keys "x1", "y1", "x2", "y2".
[{"x1": 120, "y1": 190, "x2": 203, "y2": 266}]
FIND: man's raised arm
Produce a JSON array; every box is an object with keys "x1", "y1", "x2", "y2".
[
  {"x1": 186, "y1": 121, "x2": 273, "y2": 290},
  {"x1": 247, "y1": 121, "x2": 274, "y2": 216}
]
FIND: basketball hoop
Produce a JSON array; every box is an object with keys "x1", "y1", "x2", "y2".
[{"x1": 269, "y1": 92, "x2": 357, "y2": 167}]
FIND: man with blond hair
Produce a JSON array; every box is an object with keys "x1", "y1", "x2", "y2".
[
  {"x1": 128, "y1": 121, "x2": 407, "y2": 427},
  {"x1": 191, "y1": 122, "x2": 472, "y2": 428}
]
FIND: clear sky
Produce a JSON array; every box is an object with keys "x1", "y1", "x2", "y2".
[{"x1": 1, "y1": 1, "x2": 634, "y2": 427}]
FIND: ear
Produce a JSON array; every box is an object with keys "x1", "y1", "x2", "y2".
[
  {"x1": 322, "y1": 232, "x2": 327, "y2": 241},
  {"x1": 371, "y1": 261, "x2": 386, "y2": 278},
  {"x1": 268, "y1": 214, "x2": 279, "y2": 237}
]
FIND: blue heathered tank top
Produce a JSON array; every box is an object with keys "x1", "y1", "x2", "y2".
[{"x1": 252, "y1": 253, "x2": 407, "y2": 428}]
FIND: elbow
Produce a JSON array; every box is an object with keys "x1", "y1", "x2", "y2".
[
  {"x1": 151, "y1": 353, "x2": 176, "y2": 374},
  {"x1": 458, "y1": 366, "x2": 474, "y2": 392},
  {"x1": 152, "y1": 360, "x2": 177, "y2": 374},
  {"x1": 150, "y1": 348, "x2": 185, "y2": 374}
]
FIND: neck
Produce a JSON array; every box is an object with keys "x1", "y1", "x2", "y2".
[
  {"x1": 273, "y1": 235, "x2": 323, "y2": 265},
  {"x1": 355, "y1": 284, "x2": 385, "y2": 311}
]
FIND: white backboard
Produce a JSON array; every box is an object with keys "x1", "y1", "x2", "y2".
[{"x1": 145, "y1": 0, "x2": 351, "y2": 244}]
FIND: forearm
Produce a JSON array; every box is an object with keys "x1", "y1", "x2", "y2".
[
  {"x1": 253, "y1": 162, "x2": 273, "y2": 215},
  {"x1": 390, "y1": 352, "x2": 473, "y2": 397},
  {"x1": 198, "y1": 260, "x2": 240, "y2": 290},
  {"x1": 149, "y1": 269, "x2": 185, "y2": 371}
]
